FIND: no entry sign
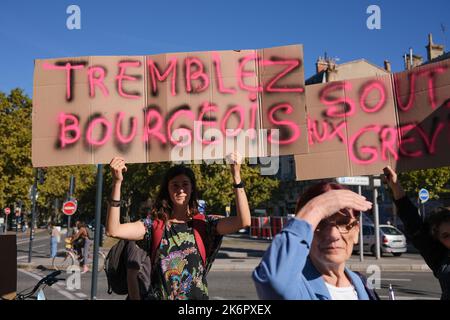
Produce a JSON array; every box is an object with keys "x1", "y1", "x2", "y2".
[{"x1": 62, "y1": 200, "x2": 77, "y2": 216}]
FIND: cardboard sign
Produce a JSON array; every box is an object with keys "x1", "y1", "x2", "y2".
[
  {"x1": 32, "y1": 45, "x2": 306, "y2": 167},
  {"x1": 32, "y1": 44, "x2": 450, "y2": 180},
  {"x1": 295, "y1": 59, "x2": 450, "y2": 180}
]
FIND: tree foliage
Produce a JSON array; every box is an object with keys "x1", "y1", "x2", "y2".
[
  {"x1": 0, "y1": 89, "x2": 33, "y2": 210},
  {"x1": 194, "y1": 161, "x2": 279, "y2": 214},
  {"x1": 399, "y1": 167, "x2": 450, "y2": 200}
]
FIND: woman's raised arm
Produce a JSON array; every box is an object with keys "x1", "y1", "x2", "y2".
[
  {"x1": 105, "y1": 157, "x2": 146, "y2": 240},
  {"x1": 216, "y1": 152, "x2": 251, "y2": 235}
]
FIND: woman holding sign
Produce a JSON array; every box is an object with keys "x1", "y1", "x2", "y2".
[
  {"x1": 383, "y1": 166, "x2": 450, "y2": 300},
  {"x1": 106, "y1": 152, "x2": 250, "y2": 300}
]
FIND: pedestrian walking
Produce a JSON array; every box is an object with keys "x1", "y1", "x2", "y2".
[{"x1": 48, "y1": 222, "x2": 60, "y2": 258}]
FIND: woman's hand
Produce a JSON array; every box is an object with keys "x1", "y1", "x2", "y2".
[
  {"x1": 109, "y1": 157, "x2": 127, "y2": 183},
  {"x1": 296, "y1": 190, "x2": 372, "y2": 228},
  {"x1": 227, "y1": 152, "x2": 243, "y2": 184},
  {"x1": 216, "y1": 151, "x2": 251, "y2": 235},
  {"x1": 382, "y1": 166, "x2": 405, "y2": 200}
]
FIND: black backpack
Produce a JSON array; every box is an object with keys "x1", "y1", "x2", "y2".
[
  {"x1": 104, "y1": 239, "x2": 155, "y2": 299},
  {"x1": 104, "y1": 239, "x2": 129, "y2": 295}
]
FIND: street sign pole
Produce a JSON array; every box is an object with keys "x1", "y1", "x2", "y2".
[
  {"x1": 91, "y1": 164, "x2": 103, "y2": 300},
  {"x1": 15, "y1": 203, "x2": 18, "y2": 234},
  {"x1": 373, "y1": 187, "x2": 381, "y2": 259},
  {"x1": 336, "y1": 176, "x2": 369, "y2": 262},
  {"x1": 358, "y1": 185, "x2": 364, "y2": 262},
  {"x1": 422, "y1": 202, "x2": 426, "y2": 222},
  {"x1": 373, "y1": 179, "x2": 381, "y2": 260},
  {"x1": 336, "y1": 176, "x2": 371, "y2": 261},
  {"x1": 418, "y1": 188, "x2": 429, "y2": 222},
  {"x1": 28, "y1": 169, "x2": 39, "y2": 263},
  {"x1": 67, "y1": 175, "x2": 75, "y2": 236}
]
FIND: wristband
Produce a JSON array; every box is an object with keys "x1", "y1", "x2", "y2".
[
  {"x1": 108, "y1": 199, "x2": 123, "y2": 207},
  {"x1": 233, "y1": 181, "x2": 245, "y2": 189}
]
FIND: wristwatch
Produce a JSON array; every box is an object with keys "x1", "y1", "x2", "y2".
[{"x1": 233, "y1": 181, "x2": 245, "y2": 189}]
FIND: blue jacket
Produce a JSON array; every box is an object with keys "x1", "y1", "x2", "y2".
[{"x1": 252, "y1": 218, "x2": 370, "y2": 300}]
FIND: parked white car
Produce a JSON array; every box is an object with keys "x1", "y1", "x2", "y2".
[{"x1": 355, "y1": 224, "x2": 407, "y2": 257}]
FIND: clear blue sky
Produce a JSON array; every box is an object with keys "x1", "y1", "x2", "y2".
[{"x1": 1, "y1": 0, "x2": 449, "y2": 97}]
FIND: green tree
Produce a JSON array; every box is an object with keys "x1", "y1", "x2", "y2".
[
  {"x1": 0, "y1": 89, "x2": 33, "y2": 211},
  {"x1": 399, "y1": 167, "x2": 450, "y2": 200},
  {"x1": 37, "y1": 165, "x2": 97, "y2": 223},
  {"x1": 0, "y1": 89, "x2": 99, "y2": 225},
  {"x1": 194, "y1": 161, "x2": 279, "y2": 214}
]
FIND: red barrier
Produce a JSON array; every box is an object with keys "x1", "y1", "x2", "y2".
[
  {"x1": 250, "y1": 216, "x2": 294, "y2": 239},
  {"x1": 260, "y1": 217, "x2": 272, "y2": 239},
  {"x1": 271, "y1": 216, "x2": 283, "y2": 237},
  {"x1": 250, "y1": 217, "x2": 261, "y2": 238}
]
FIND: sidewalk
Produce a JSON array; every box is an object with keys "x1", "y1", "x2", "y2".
[{"x1": 17, "y1": 233, "x2": 432, "y2": 273}]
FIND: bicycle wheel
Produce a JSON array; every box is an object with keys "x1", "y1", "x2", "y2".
[{"x1": 52, "y1": 251, "x2": 75, "y2": 271}]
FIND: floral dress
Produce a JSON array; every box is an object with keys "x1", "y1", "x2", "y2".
[{"x1": 139, "y1": 215, "x2": 223, "y2": 300}]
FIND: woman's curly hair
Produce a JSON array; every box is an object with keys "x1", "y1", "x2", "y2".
[{"x1": 149, "y1": 165, "x2": 199, "y2": 222}]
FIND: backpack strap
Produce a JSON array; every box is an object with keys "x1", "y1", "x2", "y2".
[
  {"x1": 150, "y1": 219, "x2": 165, "y2": 267},
  {"x1": 192, "y1": 214, "x2": 207, "y2": 267}
]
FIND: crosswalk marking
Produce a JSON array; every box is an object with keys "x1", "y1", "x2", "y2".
[
  {"x1": 382, "y1": 278, "x2": 412, "y2": 282},
  {"x1": 379, "y1": 295, "x2": 438, "y2": 300}
]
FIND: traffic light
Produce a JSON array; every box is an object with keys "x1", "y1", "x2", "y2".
[{"x1": 38, "y1": 168, "x2": 45, "y2": 184}]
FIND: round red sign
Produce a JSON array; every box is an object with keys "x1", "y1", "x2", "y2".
[
  {"x1": 62, "y1": 201, "x2": 77, "y2": 216},
  {"x1": 4, "y1": 207, "x2": 11, "y2": 215}
]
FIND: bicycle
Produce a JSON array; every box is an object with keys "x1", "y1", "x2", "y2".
[
  {"x1": 13, "y1": 270, "x2": 64, "y2": 300},
  {"x1": 52, "y1": 237, "x2": 106, "y2": 272}
]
